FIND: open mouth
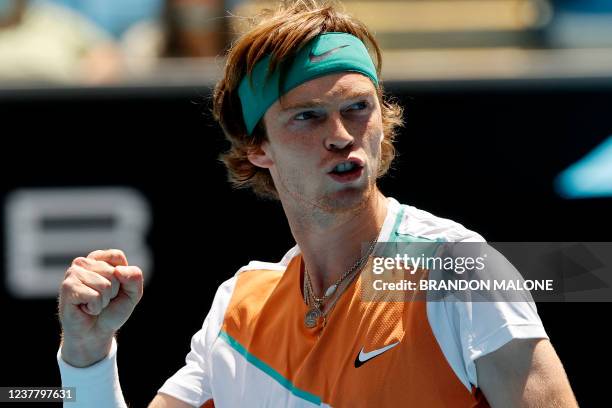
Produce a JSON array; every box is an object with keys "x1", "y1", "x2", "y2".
[
  {"x1": 328, "y1": 160, "x2": 364, "y2": 182},
  {"x1": 330, "y1": 161, "x2": 361, "y2": 175}
]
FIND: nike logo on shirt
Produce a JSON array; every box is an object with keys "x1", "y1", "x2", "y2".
[
  {"x1": 308, "y1": 44, "x2": 350, "y2": 62},
  {"x1": 354, "y1": 341, "x2": 400, "y2": 368}
]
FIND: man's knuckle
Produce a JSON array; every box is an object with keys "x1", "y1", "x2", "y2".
[
  {"x1": 110, "y1": 249, "x2": 127, "y2": 261},
  {"x1": 71, "y1": 256, "x2": 86, "y2": 266},
  {"x1": 60, "y1": 278, "x2": 73, "y2": 293},
  {"x1": 66, "y1": 265, "x2": 82, "y2": 277},
  {"x1": 91, "y1": 290, "x2": 102, "y2": 301},
  {"x1": 87, "y1": 249, "x2": 102, "y2": 258}
]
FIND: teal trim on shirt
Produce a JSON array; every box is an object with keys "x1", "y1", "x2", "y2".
[
  {"x1": 218, "y1": 331, "x2": 322, "y2": 406},
  {"x1": 390, "y1": 205, "x2": 447, "y2": 243}
]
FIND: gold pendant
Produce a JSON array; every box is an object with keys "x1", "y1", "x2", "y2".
[{"x1": 304, "y1": 307, "x2": 322, "y2": 328}]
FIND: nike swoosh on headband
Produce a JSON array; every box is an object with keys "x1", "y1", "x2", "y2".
[
  {"x1": 354, "y1": 341, "x2": 400, "y2": 368},
  {"x1": 308, "y1": 44, "x2": 350, "y2": 62},
  {"x1": 238, "y1": 32, "x2": 378, "y2": 135}
]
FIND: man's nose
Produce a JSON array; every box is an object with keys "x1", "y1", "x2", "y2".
[{"x1": 324, "y1": 115, "x2": 354, "y2": 151}]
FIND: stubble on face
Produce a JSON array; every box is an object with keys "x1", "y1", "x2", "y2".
[{"x1": 271, "y1": 131, "x2": 383, "y2": 229}]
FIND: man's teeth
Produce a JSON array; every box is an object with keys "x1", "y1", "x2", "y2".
[{"x1": 334, "y1": 162, "x2": 357, "y2": 173}]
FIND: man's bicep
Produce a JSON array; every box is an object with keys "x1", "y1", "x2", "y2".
[
  {"x1": 475, "y1": 338, "x2": 579, "y2": 408},
  {"x1": 148, "y1": 392, "x2": 198, "y2": 408}
]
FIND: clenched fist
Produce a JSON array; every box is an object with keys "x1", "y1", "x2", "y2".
[{"x1": 58, "y1": 249, "x2": 143, "y2": 367}]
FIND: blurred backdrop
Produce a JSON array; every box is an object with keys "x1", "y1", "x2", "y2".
[{"x1": 1, "y1": 0, "x2": 611, "y2": 406}]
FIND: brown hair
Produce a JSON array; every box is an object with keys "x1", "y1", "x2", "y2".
[{"x1": 212, "y1": 0, "x2": 404, "y2": 199}]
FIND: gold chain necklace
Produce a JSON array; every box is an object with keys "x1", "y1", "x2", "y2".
[
  {"x1": 303, "y1": 235, "x2": 378, "y2": 329},
  {"x1": 303, "y1": 259, "x2": 364, "y2": 331}
]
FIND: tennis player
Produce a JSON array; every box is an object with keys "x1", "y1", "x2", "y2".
[{"x1": 57, "y1": 1, "x2": 578, "y2": 407}]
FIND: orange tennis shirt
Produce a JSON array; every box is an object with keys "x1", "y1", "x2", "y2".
[{"x1": 159, "y1": 198, "x2": 549, "y2": 407}]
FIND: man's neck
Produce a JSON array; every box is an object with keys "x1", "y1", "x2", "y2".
[{"x1": 282, "y1": 189, "x2": 389, "y2": 298}]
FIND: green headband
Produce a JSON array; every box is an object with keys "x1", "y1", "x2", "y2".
[{"x1": 238, "y1": 32, "x2": 379, "y2": 135}]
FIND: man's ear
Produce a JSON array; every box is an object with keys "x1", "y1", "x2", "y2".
[{"x1": 247, "y1": 143, "x2": 274, "y2": 169}]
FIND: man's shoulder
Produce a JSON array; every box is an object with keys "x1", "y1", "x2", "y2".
[
  {"x1": 393, "y1": 200, "x2": 485, "y2": 242},
  {"x1": 233, "y1": 244, "x2": 299, "y2": 278},
  {"x1": 206, "y1": 246, "x2": 300, "y2": 332},
  {"x1": 211, "y1": 245, "x2": 300, "y2": 304}
]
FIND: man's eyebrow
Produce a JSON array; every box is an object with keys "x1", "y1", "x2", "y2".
[
  {"x1": 280, "y1": 99, "x2": 324, "y2": 112},
  {"x1": 280, "y1": 89, "x2": 375, "y2": 112}
]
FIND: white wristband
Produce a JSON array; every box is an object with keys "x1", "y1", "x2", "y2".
[{"x1": 57, "y1": 337, "x2": 128, "y2": 408}]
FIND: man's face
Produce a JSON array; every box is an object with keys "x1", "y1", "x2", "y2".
[{"x1": 250, "y1": 73, "x2": 384, "y2": 213}]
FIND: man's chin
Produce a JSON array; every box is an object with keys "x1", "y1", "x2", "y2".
[{"x1": 321, "y1": 183, "x2": 373, "y2": 213}]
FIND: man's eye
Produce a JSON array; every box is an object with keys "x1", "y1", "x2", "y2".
[
  {"x1": 294, "y1": 111, "x2": 318, "y2": 121},
  {"x1": 348, "y1": 101, "x2": 368, "y2": 111}
]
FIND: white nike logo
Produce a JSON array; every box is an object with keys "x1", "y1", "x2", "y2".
[
  {"x1": 308, "y1": 44, "x2": 350, "y2": 62},
  {"x1": 354, "y1": 341, "x2": 400, "y2": 368}
]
